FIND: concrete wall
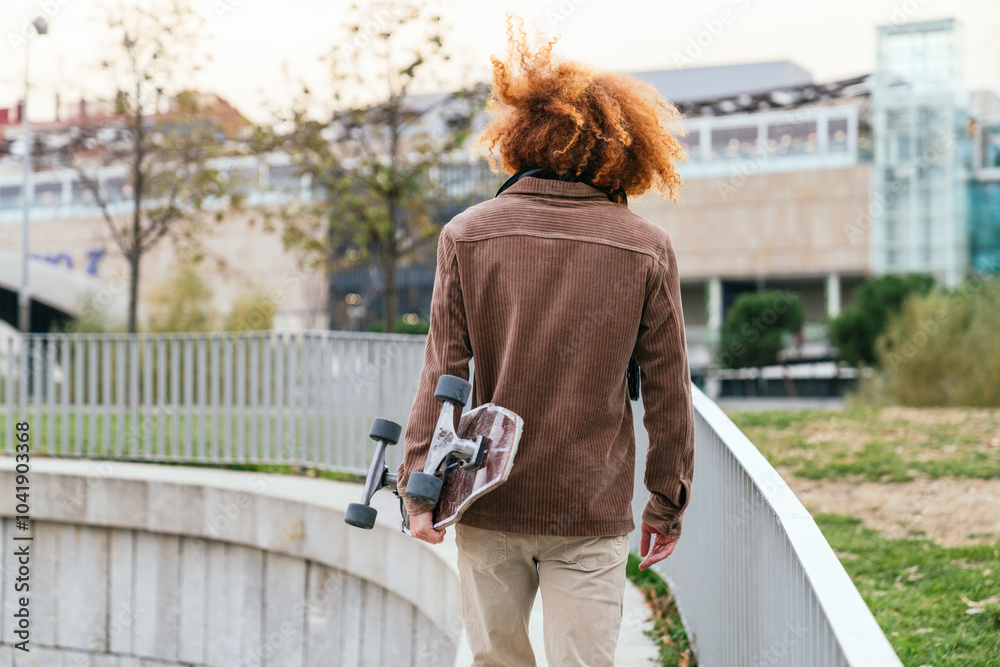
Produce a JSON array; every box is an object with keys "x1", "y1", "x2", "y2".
[
  {"x1": 0, "y1": 458, "x2": 462, "y2": 666},
  {"x1": 633, "y1": 164, "x2": 871, "y2": 280},
  {"x1": 0, "y1": 210, "x2": 328, "y2": 331}
]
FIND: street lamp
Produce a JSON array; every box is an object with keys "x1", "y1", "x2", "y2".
[{"x1": 18, "y1": 15, "x2": 48, "y2": 334}]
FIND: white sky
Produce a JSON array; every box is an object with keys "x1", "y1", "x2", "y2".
[{"x1": 1, "y1": 0, "x2": 999, "y2": 124}]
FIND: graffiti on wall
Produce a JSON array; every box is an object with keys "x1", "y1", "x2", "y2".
[{"x1": 28, "y1": 248, "x2": 106, "y2": 275}]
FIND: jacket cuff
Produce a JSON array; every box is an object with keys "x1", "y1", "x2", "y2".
[
  {"x1": 400, "y1": 494, "x2": 436, "y2": 517},
  {"x1": 642, "y1": 494, "x2": 684, "y2": 540}
]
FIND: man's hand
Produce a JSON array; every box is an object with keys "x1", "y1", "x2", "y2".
[
  {"x1": 638, "y1": 520, "x2": 678, "y2": 570},
  {"x1": 409, "y1": 510, "x2": 446, "y2": 544}
]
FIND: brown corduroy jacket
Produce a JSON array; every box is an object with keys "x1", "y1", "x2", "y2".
[{"x1": 396, "y1": 176, "x2": 694, "y2": 539}]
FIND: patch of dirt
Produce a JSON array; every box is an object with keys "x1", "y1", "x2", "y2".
[
  {"x1": 783, "y1": 408, "x2": 1000, "y2": 455},
  {"x1": 878, "y1": 407, "x2": 997, "y2": 428},
  {"x1": 778, "y1": 466, "x2": 1000, "y2": 547}
]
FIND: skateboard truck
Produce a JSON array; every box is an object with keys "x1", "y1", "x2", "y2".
[
  {"x1": 344, "y1": 418, "x2": 403, "y2": 530},
  {"x1": 402, "y1": 375, "x2": 489, "y2": 506},
  {"x1": 344, "y1": 375, "x2": 490, "y2": 530}
]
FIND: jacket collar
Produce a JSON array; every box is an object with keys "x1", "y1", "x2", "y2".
[
  {"x1": 496, "y1": 176, "x2": 616, "y2": 201},
  {"x1": 496, "y1": 165, "x2": 628, "y2": 204}
]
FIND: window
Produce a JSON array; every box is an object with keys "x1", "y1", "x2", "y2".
[
  {"x1": 767, "y1": 121, "x2": 817, "y2": 156},
  {"x1": 0, "y1": 185, "x2": 23, "y2": 209},
  {"x1": 105, "y1": 177, "x2": 129, "y2": 202},
  {"x1": 828, "y1": 118, "x2": 849, "y2": 153},
  {"x1": 709, "y1": 125, "x2": 758, "y2": 160},
  {"x1": 35, "y1": 182, "x2": 62, "y2": 207},
  {"x1": 268, "y1": 164, "x2": 300, "y2": 192},
  {"x1": 72, "y1": 180, "x2": 97, "y2": 204},
  {"x1": 680, "y1": 129, "x2": 701, "y2": 161}
]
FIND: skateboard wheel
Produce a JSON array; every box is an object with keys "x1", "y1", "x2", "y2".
[
  {"x1": 434, "y1": 375, "x2": 471, "y2": 406},
  {"x1": 369, "y1": 418, "x2": 402, "y2": 445},
  {"x1": 345, "y1": 503, "x2": 378, "y2": 529},
  {"x1": 405, "y1": 472, "x2": 443, "y2": 505}
]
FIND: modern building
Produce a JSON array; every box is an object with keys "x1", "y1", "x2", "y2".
[
  {"x1": 871, "y1": 18, "x2": 969, "y2": 286},
  {"x1": 627, "y1": 60, "x2": 873, "y2": 370},
  {"x1": 1, "y1": 19, "x2": 997, "y2": 378}
]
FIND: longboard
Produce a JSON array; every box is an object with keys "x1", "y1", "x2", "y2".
[{"x1": 431, "y1": 402, "x2": 522, "y2": 530}]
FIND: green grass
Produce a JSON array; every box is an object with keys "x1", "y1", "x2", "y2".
[
  {"x1": 147, "y1": 459, "x2": 363, "y2": 482},
  {"x1": 626, "y1": 553, "x2": 697, "y2": 667},
  {"x1": 816, "y1": 513, "x2": 1000, "y2": 667},
  {"x1": 625, "y1": 516, "x2": 1000, "y2": 667},
  {"x1": 0, "y1": 410, "x2": 379, "y2": 471},
  {"x1": 729, "y1": 406, "x2": 1000, "y2": 482}
]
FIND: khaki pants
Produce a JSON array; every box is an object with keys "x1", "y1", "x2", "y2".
[{"x1": 455, "y1": 523, "x2": 629, "y2": 666}]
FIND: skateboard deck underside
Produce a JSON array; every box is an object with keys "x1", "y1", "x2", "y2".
[{"x1": 432, "y1": 402, "x2": 522, "y2": 529}]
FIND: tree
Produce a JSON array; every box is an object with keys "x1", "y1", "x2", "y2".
[
  {"x1": 37, "y1": 1, "x2": 244, "y2": 333},
  {"x1": 869, "y1": 279, "x2": 1000, "y2": 406},
  {"x1": 829, "y1": 273, "x2": 935, "y2": 367},
  {"x1": 717, "y1": 290, "x2": 805, "y2": 369},
  {"x1": 258, "y1": 0, "x2": 489, "y2": 333}
]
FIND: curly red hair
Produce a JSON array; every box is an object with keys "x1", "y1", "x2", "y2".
[{"x1": 479, "y1": 15, "x2": 687, "y2": 203}]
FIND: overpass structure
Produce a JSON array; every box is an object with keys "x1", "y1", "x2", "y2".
[{"x1": 0, "y1": 249, "x2": 125, "y2": 332}]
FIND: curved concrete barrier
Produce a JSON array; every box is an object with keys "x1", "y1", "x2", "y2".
[
  {"x1": 0, "y1": 457, "x2": 462, "y2": 666},
  {"x1": 0, "y1": 456, "x2": 658, "y2": 666},
  {"x1": 0, "y1": 250, "x2": 128, "y2": 322}
]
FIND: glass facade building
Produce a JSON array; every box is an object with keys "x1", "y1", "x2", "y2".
[{"x1": 871, "y1": 18, "x2": 969, "y2": 286}]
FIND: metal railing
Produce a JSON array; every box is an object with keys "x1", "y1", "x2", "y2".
[
  {"x1": 0, "y1": 331, "x2": 426, "y2": 474},
  {"x1": 0, "y1": 330, "x2": 901, "y2": 665},
  {"x1": 652, "y1": 386, "x2": 902, "y2": 667}
]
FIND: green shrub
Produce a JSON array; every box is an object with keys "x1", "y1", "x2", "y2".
[
  {"x1": 55, "y1": 291, "x2": 127, "y2": 334},
  {"x1": 146, "y1": 262, "x2": 217, "y2": 333},
  {"x1": 829, "y1": 273, "x2": 935, "y2": 367},
  {"x1": 864, "y1": 279, "x2": 1000, "y2": 406},
  {"x1": 145, "y1": 261, "x2": 278, "y2": 333},
  {"x1": 223, "y1": 292, "x2": 276, "y2": 331},
  {"x1": 717, "y1": 290, "x2": 805, "y2": 368}
]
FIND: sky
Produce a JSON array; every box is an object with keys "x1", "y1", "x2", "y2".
[{"x1": 1, "y1": 0, "x2": 999, "y2": 124}]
